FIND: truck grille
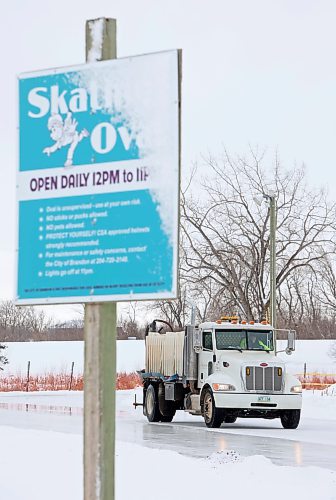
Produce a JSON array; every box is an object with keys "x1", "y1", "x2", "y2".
[{"x1": 245, "y1": 366, "x2": 283, "y2": 392}]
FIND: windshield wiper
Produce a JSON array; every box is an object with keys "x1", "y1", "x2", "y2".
[
  {"x1": 226, "y1": 346, "x2": 243, "y2": 353},
  {"x1": 248, "y1": 347, "x2": 271, "y2": 353}
]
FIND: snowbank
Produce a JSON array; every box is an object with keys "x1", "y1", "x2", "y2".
[
  {"x1": 3, "y1": 341, "x2": 84, "y2": 376},
  {"x1": 0, "y1": 426, "x2": 335, "y2": 500},
  {"x1": 0, "y1": 426, "x2": 82, "y2": 500},
  {"x1": 116, "y1": 443, "x2": 336, "y2": 500},
  {"x1": 277, "y1": 339, "x2": 336, "y2": 374},
  {"x1": 1, "y1": 339, "x2": 335, "y2": 376},
  {"x1": 2, "y1": 339, "x2": 145, "y2": 376}
]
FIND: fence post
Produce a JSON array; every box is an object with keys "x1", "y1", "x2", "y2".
[
  {"x1": 303, "y1": 362, "x2": 307, "y2": 388},
  {"x1": 69, "y1": 361, "x2": 74, "y2": 391},
  {"x1": 26, "y1": 361, "x2": 30, "y2": 392}
]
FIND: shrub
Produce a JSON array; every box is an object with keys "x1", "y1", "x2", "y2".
[
  {"x1": 0, "y1": 371, "x2": 142, "y2": 392},
  {"x1": 298, "y1": 373, "x2": 336, "y2": 390}
]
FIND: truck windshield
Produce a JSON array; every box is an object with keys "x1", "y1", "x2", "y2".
[{"x1": 215, "y1": 329, "x2": 274, "y2": 351}]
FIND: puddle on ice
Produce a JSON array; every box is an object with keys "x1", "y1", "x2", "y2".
[{"x1": 0, "y1": 402, "x2": 83, "y2": 416}]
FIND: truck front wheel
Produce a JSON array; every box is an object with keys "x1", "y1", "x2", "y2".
[
  {"x1": 203, "y1": 389, "x2": 224, "y2": 428},
  {"x1": 280, "y1": 409, "x2": 301, "y2": 429},
  {"x1": 144, "y1": 385, "x2": 161, "y2": 422},
  {"x1": 223, "y1": 415, "x2": 237, "y2": 424}
]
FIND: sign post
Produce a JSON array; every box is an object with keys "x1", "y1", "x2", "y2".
[{"x1": 84, "y1": 18, "x2": 116, "y2": 500}]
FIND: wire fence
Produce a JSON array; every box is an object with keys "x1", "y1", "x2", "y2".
[
  {"x1": 294, "y1": 362, "x2": 336, "y2": 389},
  {"x1": 0, "y1": 362, "x2": 142, "y2": 391},
  {"x1": 0, "y1": 361, "x2": 82, "y2": 392}
]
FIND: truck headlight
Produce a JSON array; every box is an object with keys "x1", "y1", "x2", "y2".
[
  {"x1": 212, "y1": 383, "x2": 236, "y2": 391},
  {"x1": 290, "y1": 385, "x2": 302, "y2": 393}
]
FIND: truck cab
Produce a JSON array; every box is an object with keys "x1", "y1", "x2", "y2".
[
  {"x1": 196, "y1": 318, "x2": 301, "y2": 428},
  {"x1": 199, "y1": 319, "x2": 277, "y2": 389}
]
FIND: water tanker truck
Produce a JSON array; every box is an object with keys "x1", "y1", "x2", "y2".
[{"x1": 136, "y1": 316, "x2": 302, "y2": 429}]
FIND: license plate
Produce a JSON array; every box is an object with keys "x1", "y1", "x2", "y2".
[{"x1": 258, "y1": 396, "x2": 271, "y2": 402}]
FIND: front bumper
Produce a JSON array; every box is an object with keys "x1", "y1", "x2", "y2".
[{"x1": 213, "y1": 392, "x2": 302, "y2": 410}]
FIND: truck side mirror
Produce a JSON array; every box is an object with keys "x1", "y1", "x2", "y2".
[{"x1": 286, "y1": 330, "x2": 296, "y2": 355}]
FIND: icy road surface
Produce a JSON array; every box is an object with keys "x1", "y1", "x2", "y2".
[{"x1": 0, "y1": 389, "x2": 335, "y2": 472}]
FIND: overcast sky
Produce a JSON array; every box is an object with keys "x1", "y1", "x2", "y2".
[{"x1": 2, "y1": 0, "x2": 336, "y2": 320}]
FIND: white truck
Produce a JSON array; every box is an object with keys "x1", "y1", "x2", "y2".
[{"x1": 137, "y1": 316, "x2": 302, "y2": 429}]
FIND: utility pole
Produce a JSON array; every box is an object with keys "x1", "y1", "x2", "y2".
[
  {"x1": 269, "y1": 195, "x2": 277, "y2": 331},
  {"x1": 84, "y1": 18, "x2": 117, "y2": 500},
  {"x1": 254, "y1": 193, "x2": 277, "y2": 329}
]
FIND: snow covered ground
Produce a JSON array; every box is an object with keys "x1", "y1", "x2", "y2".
[
  {"x1": 0, "y1": 388, "x2": 336, "y2": 499},
  {"x1": 1, "y1": 423, "x2": 335, "y2": 500},
  {"x1": 2, "y1": 338, "x2": 336, "y2": 376}
]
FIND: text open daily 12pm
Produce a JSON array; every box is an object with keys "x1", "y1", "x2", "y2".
[
  {"x1": 17, "y1": 50, "x2": 180, "y2": 304},
  {"x1": 29, "y1": 167, "x2": 149, "y2": 192}
]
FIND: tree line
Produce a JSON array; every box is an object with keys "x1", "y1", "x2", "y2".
[{"x1": 0, "y1": 300, "x2": 145, "y2": 342}]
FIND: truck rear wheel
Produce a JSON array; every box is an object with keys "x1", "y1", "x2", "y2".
[
  {"x1": 158, "y1": 383, "x2": 176, "y2": 422},
  {"x1": 280, "y1": 409, "x2": 301, "y2": 429},
  {"x1": 203, "y1": 389, "x2": 224, "y2": 428},
  {"x1": 145, "y1": 385, "x2": 161, "y2": 422}
]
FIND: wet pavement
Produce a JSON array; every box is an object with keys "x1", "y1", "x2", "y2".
[
  {"x1": 0, "y1": 400, "x2": 335, "y2": 472},
  {"x1": 118, "y1": 417, "x2": 336, "y2": 470}
]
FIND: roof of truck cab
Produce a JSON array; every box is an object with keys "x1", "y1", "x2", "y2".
[{"x1": 199, "y1": 322, "x2": 274, "y2": 330}]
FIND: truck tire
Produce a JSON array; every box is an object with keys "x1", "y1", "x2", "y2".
[
  {"x1": 142, "y1": 388, "x2": 147, "y2": 416},
  {"x1": 158, "y1": 383, "x2": 176, "y2": 422},
  {"x1": 160, "y1": 414, "x2": 175, "y2": 422},
  {"x1": 223, "y1": 415, "x2": 237, "y2": 424},
  {"x1": 203, "y1": 389, "x2": 224, "y2": 428},
  {"x1": 144, "y1": 385, "x2": 161, "y2": 422},
  {"x1": 280, "y1": 409, "x2": 301, "y2": 429}
]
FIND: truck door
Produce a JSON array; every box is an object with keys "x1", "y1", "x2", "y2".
[{"x1": 198, "y1": 330, "x2": 215, "y2": 387}]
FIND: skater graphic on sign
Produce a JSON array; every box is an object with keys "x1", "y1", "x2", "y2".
[{"x1": 43, "y1": 112, "x2": 89, "y2": 167}]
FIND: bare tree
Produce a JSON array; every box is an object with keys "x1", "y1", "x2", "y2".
[
  {"x1": 118, "y1": 302, "x2": 144, "y2": 339},
  {"x1": 0, "y1": 301, "x2": 53, "y2": 341},
  {"x1": 315, "y1": 258, "x2": 336, "y2": 313},
  {"x1": 147, "y1": 282, "x2": 190, "y2": 330},
  {"x1": 181, "y1": 151, "x2": 336, "y2": 321},
  {"x1": 275, "y1": 266, "x2": 336, "y2": 338}
]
